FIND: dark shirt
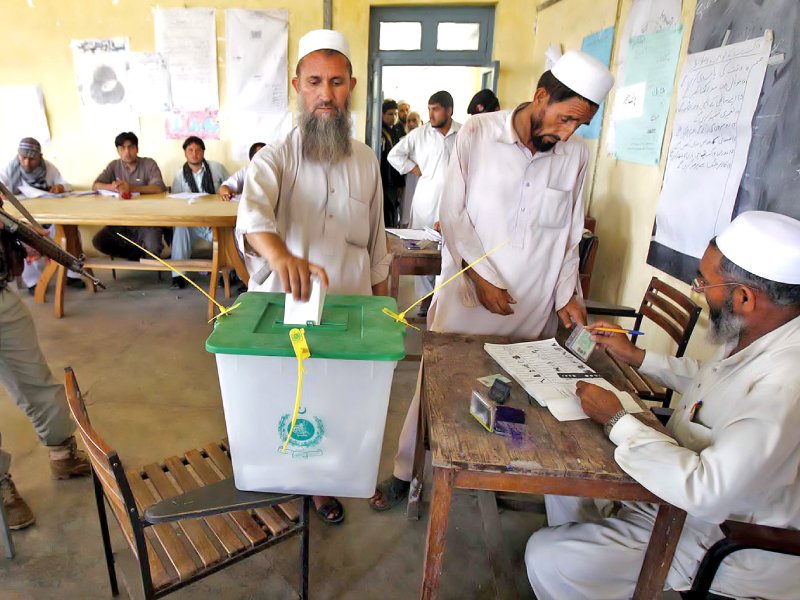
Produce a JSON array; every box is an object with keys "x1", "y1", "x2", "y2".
[
  {"x1": 94, "y1": 157, "x2": 166, "y2": 192},
  {"x1": 380, "y1": 125, "x2": 405, "y2": 190}
]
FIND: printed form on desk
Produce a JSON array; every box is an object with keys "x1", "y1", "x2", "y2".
[{"x1": 484, "y1": 339, "x2": 643, "y2": 422}]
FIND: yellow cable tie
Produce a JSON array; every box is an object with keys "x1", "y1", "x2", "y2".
[
  {"x1": 282, "y1": 328, "x2": 310, "y2": 452},
  {"x1": 116, "y1": 233, "x2": 239, "y2": 322},
  {"x1": 385, "y1": 239, "x2": 509, "y2": 328}
]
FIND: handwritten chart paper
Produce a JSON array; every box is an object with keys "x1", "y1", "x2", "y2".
[
  {"x1": 155, "y1": 8, "x2": 218, "y2": 111},
  {"x1": 225, "y1": 9, "x2": 288, "y2": 114},
  {"x1": 127, "y1": 52, "x2": 172, "y2": 115},
  {"x1": 615, "y1": 26, "x2": 684, "y2": 165},
  {"x1": 655, "y1": 35, "x2": 771, "y2": 258}
]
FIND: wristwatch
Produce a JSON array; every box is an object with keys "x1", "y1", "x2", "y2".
[{"x1": 603, "y1": 409, "x2": 628, "y2": 438}]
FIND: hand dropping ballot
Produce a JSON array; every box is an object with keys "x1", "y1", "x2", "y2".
[{"x1": 284, "y1": 276, "x2": 326, "y2": 326}]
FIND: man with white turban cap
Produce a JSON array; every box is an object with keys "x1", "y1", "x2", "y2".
[
  {"x1": 372, "y1": 50, "x2": 615, "y2": 511},
  {"x1": 527, "y1": 211, "x2": 800, "y2": 598}
]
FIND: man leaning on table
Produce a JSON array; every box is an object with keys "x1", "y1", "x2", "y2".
[
  {"x1": 91, "y1": 131, "x2": 168, "y2": 260},
  {"x1": 371, "y1": 51, "x2": 614, "y2": 510},
  {"x1": 168, "y1": 136, "x2": 229, "y2": 289},
  {"x1": 527, "y1": 211, "x2": 800, "y2": 600}
]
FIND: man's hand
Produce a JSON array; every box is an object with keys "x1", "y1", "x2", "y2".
[
  {"x1": 576, "y1": 381, "x2": 624, "y2": 425},
  {"x1": 465, "y1": 265, "x2": 516, "y2": 315},
  {"x1": 411, "y1": 165, "x2": 422, "y2": 178},
  {"x1": 49, "y1": 184, "x2": 65, "y2": 194},
  {"x1": 270, "y1": 249, "x2": 329, "y2": 301},
  {"x1": 219, "y1": 185, "x2": 233, "y2": 201},
  {"x1": 557, "y1": 295, "x2": 587, "y2": 329},
  {"x1": 587, "y1": 320, "x2": 646, "y2": 368},
  {"x1": 115, "y1": 180, "x2": 131, "y2": 195},
  {"x1": 432, "y1": 221, "x2": 441, "y2": 233}
]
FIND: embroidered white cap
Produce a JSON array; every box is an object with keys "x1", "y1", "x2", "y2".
[
  {"x1": 297, "y1": 29, "x2": 351, "y2": 66},
  {"x1": 550, "y1": 50, "x2": 614, "y2": 105},
  {"x1": 716, "y1": 211, "x2": 800, "y2": 284}
]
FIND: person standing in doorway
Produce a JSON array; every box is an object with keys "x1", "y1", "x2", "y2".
[{"x1": 380, "y1": 99, "x2": 405, "y2": 227}]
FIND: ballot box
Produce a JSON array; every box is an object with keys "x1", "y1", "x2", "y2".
[{"x1": 206, "y1": 292, "x2": 405, "y2": 497}]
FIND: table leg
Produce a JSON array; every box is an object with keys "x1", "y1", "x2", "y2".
[
  {"x1": 217, "y1": 227, "x2": 248, "y2": 285},
  {"x1": 208, "y1": 229, "x2": 222, "y2": 321},
  {"x1": 420, "y1": 467, "x2": 455, "y2": 600},
  {"x1": 632, "y1": 504, "x2": 687, "y2": 599},
  {"x1": 46, "y1": 224, "x2": 80, "y2": 318},
  {"x1": 476, "y1": 491, "x2": 522, "y2": 600}
]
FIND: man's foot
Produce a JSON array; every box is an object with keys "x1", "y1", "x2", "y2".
[
  {"x1": 1, "y1": 474, "x2": 35, "y2": 530},
  {"x1": 313, "y1": 495, "x2": 345, "y2": 525},
  {"x1": 66, "y1": 278, "x2": 86, "y2": 289},
  {"x1": 26, "y1": 285, "x2": 36, "y2": 296},
  {"x1": 369, "y1": 476, "x2": 410, "y2": 511},
  {"x1": 48, "y1": 436, "x2": 91, "y2": 480},
  {"x1": 171, "y1": 277, "x2": 188, "y2": 290}
]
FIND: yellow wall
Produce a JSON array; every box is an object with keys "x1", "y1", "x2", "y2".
[{"x1": 0, "y1": 0, "x2": 323, "y2": 188}]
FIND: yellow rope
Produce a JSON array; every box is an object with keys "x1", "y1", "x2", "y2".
[{"x1": 282, "y1": 328, "x2": 311, "y2": 452}]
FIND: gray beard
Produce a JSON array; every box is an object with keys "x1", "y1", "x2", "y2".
[
  {"x1": 297, "y1": 96, "x2": 352, "y2": 164},
  {"x1": 707, "y1": 295, "x2": 746, "y2": 345}
]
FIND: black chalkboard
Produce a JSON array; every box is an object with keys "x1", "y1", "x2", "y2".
[{"x1": 648, "y1": 0, "x2": 800, "y2": 282}]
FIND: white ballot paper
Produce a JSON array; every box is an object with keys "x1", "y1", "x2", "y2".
[
  {"x1": 484, "y1": 339, "x2": 643, "y2": 421},
  {"x1": 284, "y1": 277, "x2": 326, "y2": 326}
]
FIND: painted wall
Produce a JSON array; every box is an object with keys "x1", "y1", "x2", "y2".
[{"x1": 0, "y1": 0, "x2": 322, "y2": 188}]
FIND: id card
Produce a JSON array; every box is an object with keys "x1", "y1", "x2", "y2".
[{"x1": 564, "y1": 324, "x2": 596, "y2": 363}]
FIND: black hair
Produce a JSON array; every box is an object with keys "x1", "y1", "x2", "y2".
[
  {"x1": 428, "y1": 90, "x2": 454, "y2": 110},
  {"x1": 382, "y1": 99, "x2": 399, "y2": 113},
  {"x1": 467, "y1": 89, "x2": 500, "y2": 115},
  {"x1": 248, "y1": 142, "x2": 266, "y2": 160},
  {"x1": 295, "y1": 49, "x2": 353, "y2": 76},
  {"x1": 114, "y1": 131, "x2": 138, "y2": 148},
  {"x1": 709, "y1": 238, "x2": 800, "y2": 306},
  {"x1": 182, "y1": 136, "x2": 205, "y2": 151},
  {"x1": 536, "y1": 71, "x2": 599, "y2": 109}
]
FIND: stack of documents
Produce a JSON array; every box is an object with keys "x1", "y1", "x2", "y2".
[
  {"x1": 386, "y1": 228, "x2": 441, "y2": 243},
  {"x1": 18, "y1": 183, "x2": 96, "y2": 199},
  {"x1": 97, "y1": 189, "x2": 140, "y2": 198},
  {"x1": 484, "y1": 339, "x2": 643, "y2": 422}
]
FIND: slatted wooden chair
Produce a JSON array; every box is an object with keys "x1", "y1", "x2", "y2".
[
  {"x1": 64, "y1": 367, "x2": 309, "y2": 599},
  {"x1": 590, "y1": 277, "x2": 701, "y2": 408}
]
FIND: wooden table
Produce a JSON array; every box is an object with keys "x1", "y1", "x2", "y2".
[
  {"x1": 387, "y1": 234, "x2": 441, "y2": 302},
  {"x1": 8, "y1": 194, "x2": 248, "y2": 320},
  {"x1": 412, "y1": 332, "x2": 687, "y2": 599}
]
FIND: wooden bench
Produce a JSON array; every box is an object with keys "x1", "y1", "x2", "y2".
[{"x1": 64, "y1": 367, "x2": 309, "y2": 599}]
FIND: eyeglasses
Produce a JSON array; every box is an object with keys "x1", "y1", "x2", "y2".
[{"x1": 690, "y1": 277, "x2": 744, "y2": 294}]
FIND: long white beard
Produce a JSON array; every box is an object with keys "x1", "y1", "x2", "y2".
[{"x1": 297, "y1": 95, "x2": 352, "y2": 163}]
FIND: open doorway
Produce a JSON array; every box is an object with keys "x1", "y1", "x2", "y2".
[{"x1": 367, "y1": 6, "x2": 497, "y2": 152}]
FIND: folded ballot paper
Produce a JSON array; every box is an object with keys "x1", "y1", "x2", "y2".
[
  {"x1": 283, "y1": 276, "x2": 326, "y2": 326},
  {"x1": 483, "y1": 339, "x2": 643, "y2": 422}
]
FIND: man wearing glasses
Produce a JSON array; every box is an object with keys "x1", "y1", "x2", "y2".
[{"x1": 526, "y1": 211, "x2": 800, "y2": 599}]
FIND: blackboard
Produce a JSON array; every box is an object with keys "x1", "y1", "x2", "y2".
[{"x1": 648, "y1": 0, "x2": 800, "y2": 282}]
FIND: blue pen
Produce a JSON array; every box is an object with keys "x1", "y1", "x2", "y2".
[{"x1": 593, "y1": 327, "x2": 645, "y2": 336}]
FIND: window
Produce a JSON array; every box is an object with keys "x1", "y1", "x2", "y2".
[
  {"x1": 379, "y1": 22, "x2": 422, "y2": 51},
  {"x1": 437, "y1": 22, "x2": 481, "y2": 51}
]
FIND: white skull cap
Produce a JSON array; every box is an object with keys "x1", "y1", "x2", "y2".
[
  {"x1": 550, "y1": 50, "x2": 614, "y2": 105},
  {"x1": 298, "y1": 29, "x2": 351, "y2": 66}
]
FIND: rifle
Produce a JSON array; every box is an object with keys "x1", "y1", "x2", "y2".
[{"x1": 0, "y1": 181, "x2": 105, "y2": 289}]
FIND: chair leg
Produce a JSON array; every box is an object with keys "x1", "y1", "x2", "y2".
[
  {"x1": 0, "y1": 498, "x2": 14, "y2": 559},
  {"x1": 93, "y1": 470, "x2": 119, "y2": 596},
  {"x1": 300, "y1": 495, "x2": 310, "y2": 599}
]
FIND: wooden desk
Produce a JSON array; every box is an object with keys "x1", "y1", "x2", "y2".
[
  {"x1": 8, "y1": 194, "x2": 248, "y2": 320},
  {"x1": 412, "y1": 332, "x2": 686, "y2": 599},
  {"x1": 387, "y1": 234, "x2": 441, "y2": 302}
]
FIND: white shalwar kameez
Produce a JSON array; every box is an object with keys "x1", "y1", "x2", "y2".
[
  {"x1": 527, "y1": 315, "x2": 800, "y2": 600},
  {"x1": 236, "y1": 128, "x2": 390, "y2": 295}
]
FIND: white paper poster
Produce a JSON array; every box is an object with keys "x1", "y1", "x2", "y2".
[
  {"x1": 225, "y1": 9, "x2": 288, "y2": 113},
  {"x1": 654, "y1": 34, "x2": 771, "y2": 258},
  {"x1": 71, "y1": 37, "x2": 130, "y2": 109},
  {"x1": 229, "y1": 112, "x2": 292, "y2": 161},
  {"x1": 612, "y1": 82, "x2": 645, "y2": 120},
  {"x1": 127, "y1": 52, "x2": 172, "y2": 115},
  {"x1": 155, "y1": 8, "x2": 218, "y2": 111},
  {"x1": 0, "y1": 86, "x2": 51, "y2": 149}
]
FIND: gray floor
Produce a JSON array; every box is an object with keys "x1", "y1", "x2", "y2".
[{"x1": 0, "y1": 273, "x2": 545, "y2": 599}]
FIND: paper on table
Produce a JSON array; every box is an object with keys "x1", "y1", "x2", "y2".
[
  {"x1": 654, "y1": 34, "x2": 771, "y2": 258},
  {"x1": 284, "y1": 277, "x2": 326, "y2": 326},
  {"x1": 387, "y1": 228, "x2": 440, "y2": 242},
  {"x1": 168, "y1": 192, "x2": 209, "y2": 200},
  {"x1": 546, "y1": 379, "x2": 644, "y2": 422},
  {"x1": 97, "y1": 190, "x2": 140, "y2": 198}
]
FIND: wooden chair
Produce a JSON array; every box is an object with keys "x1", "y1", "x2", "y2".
[
  {"x1": 650, "y1": 409, "x2": 800, "y2": 600},
  {"x1": 0, "y1": 498, "x2": 13, "y2": 559},
  {"x1": 64, "y1": 367, "x2": 309, "y2": 599},
  {"x1": 590, "y1": 277, "x2": 701, "y2": 408}
]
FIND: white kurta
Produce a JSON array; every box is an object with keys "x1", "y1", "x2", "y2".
[
  {"x1": 387, "y1": 120, "x2": 460, "y2": 229},
  {"x1": 527, "y1": 316, "x2": 800, "y2": 599},
  {"x1": 236, "y1": 128, "x2": 391, "y2": 295},
  {"x1": 431, "y1": 109, "x2": 588, "y2": 340}
]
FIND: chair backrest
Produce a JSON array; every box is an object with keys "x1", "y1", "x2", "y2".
[
  {"x1": 578, "y1": 232, "x2": 599, "y2": 298},
  {"x1": 63, "y1": 368, "x2": 142, "y2": 560},
  {"x1": 634, "y1": 277, "x2": 702, "y2": 357}
]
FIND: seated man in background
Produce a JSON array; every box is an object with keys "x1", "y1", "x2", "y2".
[
  {"x1": 527, "y1": 211, "x2": 800, "y2": 600},
  {"x1": 92, "y1": 132, "x2": 167, "y2": 260},
  {"x1": 218, "y1": 142, "x2": 266, "y2": 201},
  {"x1": 0, "y1": 138, "x2": 83, "y2": 291},
  {"x1": 168, "y1": 136, "x2": 229, "y2": 289}
]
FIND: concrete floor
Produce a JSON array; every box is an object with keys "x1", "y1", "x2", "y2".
[{"x1": 0, "y1": 272, "x2": 545, "y2": 600}]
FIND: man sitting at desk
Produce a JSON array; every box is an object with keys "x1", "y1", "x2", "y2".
[
  {"x1": 370, "y1": 51, "x2": 614, "y2": 511},
  {"x1": 91, "y1": 132, "x2": 167, "y2": 260},
  {"x1": 168, "y1": 136, "x2": 229, "y2": 289},
  {"x1": 526, "y1": 211, "x2": 800, "y2": 599},
  {"x1": 218, "y1": 142, "x2": 266, "y2": 201}
]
